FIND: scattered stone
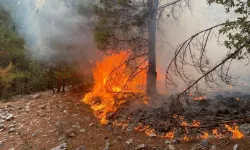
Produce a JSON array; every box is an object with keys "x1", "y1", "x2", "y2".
[
  {"x1": 125, "y1": 139, "x2": 133, "y2": 145},
  {"x1": 233, "y1": 144, "x2": 239, "y2": 150},
  {"x1": 240, "y1": 123, "x2": 250, "y2": 135},
  {"x1": 0, "y1": 141, "x2": 3, "y2": 147},
  {"x1": 0, "y1": 124, "x2": 6, "y2": 131},
  {"x1": 25, "y1": 105, "x2": 30, "y2": 112},
  {"x1": 32, "y1": 130, "x2": 40, "y2": 137},
  {"x1": 201, "y1": 139, "x2": 208, "y2": 147},
  {"x1": 134, "y1": 144, "x2": 146, "y2": 150},
  {"x1": 32, "y1": 94, "x2": 42, "y2": 99},
  {"x1": 80, "y1": 129, "x2": 86, "y2": 133},
  {"x1": 9, "y1": 124, "x2": 15, "y2": 128},
  {"x1": 126, "y1": 126, "x2": 133, "y2": 132},
  {"x1": 165, "y1": 140, "x2": 171, "y2": 145},
  {"x1": 72, "y1": 125, "x2": 81, "y2": 129},
  {"x1": 58, "y1": 134, "x2": 67, "y2": 143},
  {"x1": 149, "y1": 132, "x2": 157, "y2": 137},
  {"x1": 39, "y1": 105, "x2": 46, "y2": 110},
  {"x1": 8, "y1": 127, "x2": 16, "y2": 134},
  {"x1": 168, "y1": 144, "x2": 175, "y2": 150},
  {"x1": 51, "y1": 143, "x2": 67, "y2": 150},
  {"x1": 6, "y1": 114, "x2": 14, "y2": 121},
  {"x1": 172, "y1": 139, "x2": 180, "y2": 144},
  {"x1": 117, "y1": 136, "x2": 122, "y2": 141},
  {"x1": 88, "y1": 123, "x2": 94, "y2": 127},
  {"x1": 76, "y1": 146, "x2": 85, "y2": 150},
  {"x1": 103, "y1": 140, "x2": 110, "y2": 150},
  {"x1": 190, "y1": 144, "x2": 198, "y2": 150},
  {"x1": 66, "y1": 128, "x2": 76, "y2": 138},
  {"x1": 210, "y1": 145, "x2": 216, "y2": 150}
]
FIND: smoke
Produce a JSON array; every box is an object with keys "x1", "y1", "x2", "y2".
[
  {"x1": 157, "y1": 0, "x2": 250, "y2": 94},
  {"x1": 0, "y1": 0, "x2": 97, "y2": 73}
]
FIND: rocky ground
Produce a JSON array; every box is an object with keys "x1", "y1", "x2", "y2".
[{"x1": 0, "y1": 91, "x2": 249, "y2": 150}]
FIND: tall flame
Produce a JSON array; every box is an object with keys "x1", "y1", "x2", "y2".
[{"x1": 83, "y1": 51, "x2": 147, "y2": 124}]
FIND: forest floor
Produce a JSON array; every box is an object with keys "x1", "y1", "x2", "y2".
[{"x1": 0, "y1": 91, "x2": 249, "y2": 150}]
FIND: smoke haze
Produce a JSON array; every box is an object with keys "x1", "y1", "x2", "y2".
[
  {"x1": 1, "y1": 0, "x2": 249, "y2": 94},
  {"x1": 0, "y1": 0, "x2": 97, "y2": 73},
  {"x1": 156, "y1": 0, "x2": 250, "y2": 94}
]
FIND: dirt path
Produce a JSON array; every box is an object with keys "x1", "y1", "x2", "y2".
[{"x1": 0, "y1": 91, "x2": 249, "y2": 150}]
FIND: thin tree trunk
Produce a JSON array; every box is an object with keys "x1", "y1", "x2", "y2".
[{"x1": 146, "y1": 0, "x2": 158, "y2": 96}]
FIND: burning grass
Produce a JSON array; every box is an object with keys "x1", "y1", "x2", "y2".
[{"x1": 83, "y1": 50, "x2": 247, "y2": 142}]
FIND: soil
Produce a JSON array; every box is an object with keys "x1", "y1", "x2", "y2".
[{"x1": 0, "y1": 91, "x2": 249, "y2": 150}]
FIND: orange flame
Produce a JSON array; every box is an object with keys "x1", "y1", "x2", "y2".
[
  {"x1": 194, "y1": 96, "x2": 206, "y2": 101},
  {"x1": 225, "y1": 124, "x2": 244, "y2": 139},
  {"x1": 183, "y1": 135, "x2": 190, "y2": 141},
  {"x1": 83, "y1": 51, "x2": 147, "y2": 124},
  {"x1": 164, "y1": 131, "x2": 175, "y2": 139},
  {"x1": 191, "y1": 120, "x2": 201, "y2": 127},
  {"x1": 200, "y1": 132, "x2": 209, "y2": 139},
  {"x1": 212, "y1": 129, "x2": 224, "y2": 138}
]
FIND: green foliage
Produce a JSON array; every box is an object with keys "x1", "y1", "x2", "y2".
[
  {"x1": 93, "y1": 0, "x2": 148, "y2": 51},
  {"x1": 210, "y1": 0, "x2": 250, "y2": 60},
  {"x1": 0, "y1": 7, "x2": 83, "y2": 99},
  {"x1": 94, "y1": 17, "x2": 112, "y2": 50}
]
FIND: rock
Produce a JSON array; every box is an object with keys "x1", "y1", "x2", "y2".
[
  {"x1": 9, "y1": 124, "x2": 15, "y2": 128},
  {"x1": 125, "y1": 139, "x2": 133, "y2": 145},
  {"x1": 149, "y1": 132, "x2": 157, "y2": 137},
  {"x1": 76, "y1": 146, "x2": 85, "y2": 150},
  {"x1": 32, "y1": 94, "x2": 42, "y2": 99},
  {"x1": 80, "y1": 129, "x2": 86, "y2": 133},
  {"x1": 6, "y1": 114, "x2": 14, "y2": 121},
  {"x1": 32, "y1": 130, "x2": 40, "y2": 137},
  {"x1": 210, "y1": 145, "x2": 216, "y2": 150},
  {"x1": 201, "y1": 139, "x2": 208, "y2": 147},
  {"x1": 117, "y1": 136, "x2": 122, "y2": 141},
  {"x1": 66, "y1": 128, "x2": 76, "y2": 138},
  {"x1": 239, "y1": 123, "x2": 250, "y2": 135},
  {"x1": 72, "y1": 125, "x2": 81, "y2": 129},
  {"x1": 172, "y1": 139, "x2": 180, "y2": 144},
  {"x1": 58, "y1": 134, "x2": 67, "y2": 143},
  {"x1": 88, "y1": 123, "x2": 94, "y2": 127},
  {"x1": 0, "y1": 124, "x2": 6, "y2": 131},
  {"x1": 8, "y1": 127, "x2": 16, "y2": 134},
  {"x1": 168, "y1": 145, "x2": 175, "y2": 150},
  {"x1": 25, "y1": 105, "x2": 30, "y2": 112},
  {"x1": 0, "y1": 141, "x2": 3, "y2": 147},
  {"x1": 134, "y1": 144, "x2": 146, "y2": 150},
  {"x1": 233, "y1": 144, "x2": 238, "y2": 150},
  {"x1": 165, "y1": 140, "x2": 171, "y2": 145},
  {"x1": 103, "y1": 140, "x2": 110, "y2": 150},
  {"x1": 39, "y1": 105, "x2": 46, "y2": 109},
  {"x1": 51, "y1": 143, "x2": 67, "y2": 150}
]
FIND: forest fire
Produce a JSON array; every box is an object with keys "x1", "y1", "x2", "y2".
[
  {"x1": 83, "y1": 51, "x2": 247, "y2": 142},
  {"x1": 83, "y1": 51, "x2": 147, "y2": 124}
]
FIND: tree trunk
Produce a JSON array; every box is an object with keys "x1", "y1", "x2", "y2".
[{"x1": 146, "y1": 0, "x2": 158, "y2": 97}]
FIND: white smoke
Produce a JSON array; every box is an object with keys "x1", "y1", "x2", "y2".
[{"x1": 0, "y1": 0, "x2": 97, "y2": 68}]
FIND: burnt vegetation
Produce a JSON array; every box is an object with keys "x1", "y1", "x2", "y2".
[{"x1": 1, "y1": 0, "x2": 250, "y2": 147}]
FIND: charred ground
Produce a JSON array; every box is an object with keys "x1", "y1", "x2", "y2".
[{"x1": 0, "y1": 89, "x2": 249, "y2": 150}]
